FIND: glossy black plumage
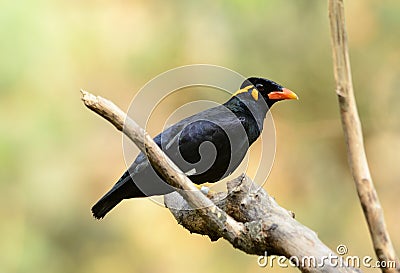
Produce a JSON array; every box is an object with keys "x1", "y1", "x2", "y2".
[{"x1": 92, "y1": 77, "x2": 296, "y2": 219}]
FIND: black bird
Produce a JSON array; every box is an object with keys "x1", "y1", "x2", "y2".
[{"x1": 92, "y1": 77, "x2": 298, "y2": 219}]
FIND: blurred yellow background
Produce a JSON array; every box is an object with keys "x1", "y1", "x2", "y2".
[{"x1": 0, "y1": 0, "x2": 399, "y2": 273}]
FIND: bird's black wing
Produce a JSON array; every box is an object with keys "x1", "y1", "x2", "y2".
[{"x1": 158, "y1": 105, "x2": 251, "y2": 182}]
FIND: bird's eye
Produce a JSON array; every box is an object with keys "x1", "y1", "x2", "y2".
[{"x1": 256, "y1": 83, "x2": 264, "y2": 91}]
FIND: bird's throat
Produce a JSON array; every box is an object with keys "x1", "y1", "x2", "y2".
[{"x1": 224, "y1": 95, "x2": 270, "y2": 144}]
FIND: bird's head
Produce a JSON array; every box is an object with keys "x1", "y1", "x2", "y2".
[{"x1": 241, "y1": 77, "x2": 298, "y2": 106}]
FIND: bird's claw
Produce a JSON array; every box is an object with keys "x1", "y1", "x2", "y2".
[{"x1": 200, "y1": 186, "x2": 210, "y2": 195}]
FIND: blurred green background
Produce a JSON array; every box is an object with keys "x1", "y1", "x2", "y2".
[{"x1": 1, "y1": 0, "x2": 399, "y2": 273}]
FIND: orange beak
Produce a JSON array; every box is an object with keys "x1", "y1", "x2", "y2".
[{"x1": 268, "y1": 88, "x2": 298, "y2": 100}]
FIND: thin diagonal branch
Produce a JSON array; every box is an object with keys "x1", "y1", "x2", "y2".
[{"x1": 328, "y1": 1, "x2": 399, "y2": 272}]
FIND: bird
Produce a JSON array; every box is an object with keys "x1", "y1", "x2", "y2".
[{"x1": 92, "y1": 77, "x2": 298, "y2": 219}]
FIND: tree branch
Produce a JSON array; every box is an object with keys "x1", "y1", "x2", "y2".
[
  {"x1": 328, "y1": 1, "x2": 399, "y2": 272},
  {"x1": 82, "y1": 90, "x2": 360, "y2": 273}
]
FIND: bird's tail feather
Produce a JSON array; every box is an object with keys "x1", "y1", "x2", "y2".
[
  {"x1": 92, "y1": 167, "x2": 173, "y2": 219},
  {"x1": 92, "y1": 174, "x2": 130, "y2": 219},
  {"x1": 91, "y1": 171, "x2": 143, "y2": 219},
  {"x1": 91, "y1": 194, "x2": 122, "y2": 219}
]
